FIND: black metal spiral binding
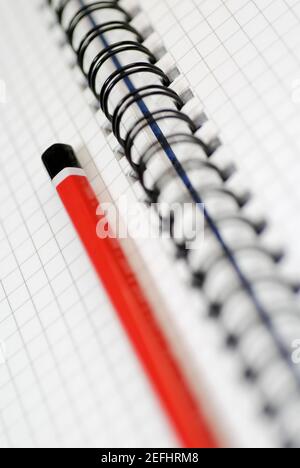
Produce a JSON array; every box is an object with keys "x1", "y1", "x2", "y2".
[
  {"x1": 87, "y1": 41, "x2": 153, "y2": 91},
  {"x1": 47, "y1": 0, "x2": 300, "y2": 447},
  {"x1": 112, "y1": 84, "x2": 183, "y2": 146},
  {"x1": 66, "y1": 2, "x2": 130, "y2": 44},
  {"x1": 100, "y1": 63, "x2": 171, "y2": 120}
]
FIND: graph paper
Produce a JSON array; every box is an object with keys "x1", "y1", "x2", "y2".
[
  {"x1": 142, "y1": 0, "x2": 300, "y2": 281},
  {"x1": 1, "y1": 0, "x2": 300, "y2": 448},
  {"x1": 0, "y1": 0, "x2": 178, "y2": 448}
]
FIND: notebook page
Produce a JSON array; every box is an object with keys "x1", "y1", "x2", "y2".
[
  {"x1": 136, "y1": 0, "x2": 300, "y2": 447},
  {"x1": 0, "y1": 0, "x2": 290, "y2": 449},
  {"x1": 0, "y1": 0, "x2": 176, "y2": 448},
  {"x1": 141, "y1": 0, "x2": 300, "y2": 281},
  {"x1": 36, "y1": 0, "x2": 282, "y2": 448}
]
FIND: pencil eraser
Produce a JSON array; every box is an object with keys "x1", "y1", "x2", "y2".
[{"x1": 42, "y1": 143, "x2": 81, "y2": 180}]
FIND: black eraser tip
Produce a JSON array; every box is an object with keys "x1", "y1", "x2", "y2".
[{"x1": 42, "y1": 144, "x2": 81, "y2": 180}]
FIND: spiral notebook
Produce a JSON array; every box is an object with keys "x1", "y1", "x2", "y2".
[{"x1": 1, "y1": 0, "x2": 300, "y2": 448}]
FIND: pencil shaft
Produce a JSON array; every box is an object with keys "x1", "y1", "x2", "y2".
[{"x1": 56, "y1": 173, "x2": 218, "y2": 448}]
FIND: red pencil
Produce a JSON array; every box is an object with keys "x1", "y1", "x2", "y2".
[{"x1": 42, "y1": 144, "x2": 218, "y2": 448}]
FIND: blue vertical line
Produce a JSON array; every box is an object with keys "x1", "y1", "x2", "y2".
[{"x1": 77, "y1": 0, "x2": 299, "y2": 380}]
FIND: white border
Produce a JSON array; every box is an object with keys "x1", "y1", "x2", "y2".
[{"x1": 52, "y1": 167, "x2": 86, "y2": 188}]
